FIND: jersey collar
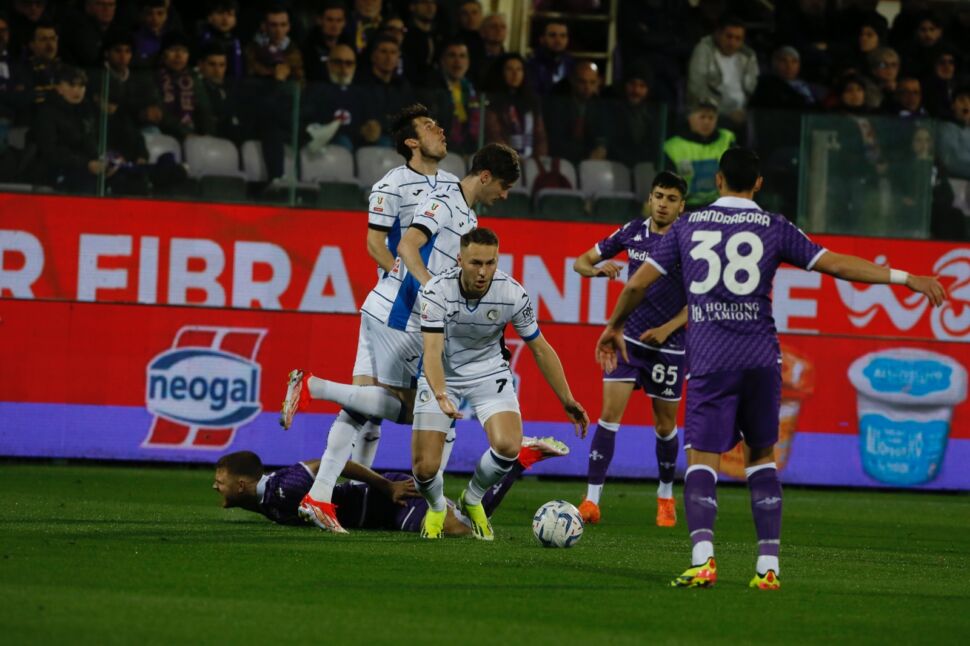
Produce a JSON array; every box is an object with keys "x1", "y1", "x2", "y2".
[
  {"x1": 458, "y1": 271, "x2": 493, "y2": 302},
  {"x1": 406, "y1": 162, "x2": 439, "y2": 187},
  {"x1": 711, "y1": 196, "x2": 762, "y2": 210}
]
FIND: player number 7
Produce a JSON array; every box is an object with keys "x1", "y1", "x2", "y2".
[{"x1": 495, "y1": 378, "x2": 508, "y2": 393}]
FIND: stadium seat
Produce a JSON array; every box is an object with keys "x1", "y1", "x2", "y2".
[
  {"x1": 318, "y1": 181, "x2": 368, "y2": 210},
  {"x1": 300, "y1": 145, "x2": 355, "y2": 183},
  {"x1": 356, "y1": 146, "x2": 402, "y2": 188},
  {"x1": 522, "y1": 156, "x2": 578, "y2": 193},
  {"x1": 535, "y1": 188, "x2": 588, "y2": 220},
  {"x1": 633, "y1": 161, "x2": 657, "y2": 201},
  {"x1": 240, "y1": 140, "x2": 297, "y2": 183},
  {"x1": 199, "y1": 175, "x2": 247, "y2": 202},
  {"x1": 592, "y1": 193, "x2": 642, "y2": 224},
  {"x1": 6, "y1": 127, "x2": 28, "y2": 150},
  {"x1": 579, "y1": 160, "x2": 632, "y2": 197},
  {"x1": 482, "y1": 187, "x2": 531, "y2": 218},
  {"x1": 439, "y1": 152, "x2": 466, "y2": 178},
  {"x1": 184, "y1": 136, "x2": 244, "y2": 179},
  {"x1": 143, "y1": 133, "x2": 182, "y2": 164}
]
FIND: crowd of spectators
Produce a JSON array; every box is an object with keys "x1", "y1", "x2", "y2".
[{"x1": 0, "y1": 0, "x2": 967, "y2": 238}]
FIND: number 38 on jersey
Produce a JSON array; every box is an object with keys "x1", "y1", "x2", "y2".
[{"x1": 689, "y1": 230, "x2": 764, "y2": 296}]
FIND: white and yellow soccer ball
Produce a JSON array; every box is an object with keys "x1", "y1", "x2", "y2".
[{"x1": 532, "y1": 500, "x2": 584, "y2": 548}]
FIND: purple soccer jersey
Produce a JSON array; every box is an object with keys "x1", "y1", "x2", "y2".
[
  {"x1": 646, "y1": 197, "x2": 826, "y2": 376},
  {"x1": 596, "y1": 218, "x2": 686, "y2": 350},
  {"x1": 258, "y1": 463, "x2": 316, "y2": 525}
]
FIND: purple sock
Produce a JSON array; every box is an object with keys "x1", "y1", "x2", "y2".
[
  {"x1": 747, "y1": 465, "x2": 782, "y2": 559},
  {"x1": 587, "y1": 422, "x2": 618, "y2": 485},
  {"x1": 481, "y1": 462, "x2": 525, "y2": 517},
  {"x1": 685, "y1": 466, "x2": 718, "y2": 554},
  {"x1": 655, "y1": 429, "x2": 679, "y2": 484}
]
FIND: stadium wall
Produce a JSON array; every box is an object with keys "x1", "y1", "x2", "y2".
[{"x1": 1, "y1": 194, "x2": 968, "y2": 490}]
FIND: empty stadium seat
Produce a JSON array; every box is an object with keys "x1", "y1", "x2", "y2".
[
  {"x1": 439, "y1": 152, "x2": 466, "y2": 179},
  {"x1": 633, "y1": 161, "x2": 657, "y2": 201},
  {"x1": 534, "y1": 188, "x2": 588, "y2": 220},
  {"x1": 143, "y1": 133, "x2": 182, "y2": 164},
  {"x1": 300, "y1": 145, "x2": 355, "y2": 183},
  {"x1": 184, "y1": 136, "x2": 244, "y2": 179},
  {"x1": 356, "y1": 146, "x2": 402, "y2": 188},
  {"x1": 522, "y1": 157, "x2": 578, "y2": 193},
  {"x1": 240, "y1": 140, "x2": 296, "y2": 183},
  {"x1": 579, "y1": 160, "x2": 632, "y2": 197}
]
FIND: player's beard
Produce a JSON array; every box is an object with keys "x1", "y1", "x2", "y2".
[{"x1": 419, "y1": 142, "x2": 445, "y2": 162}]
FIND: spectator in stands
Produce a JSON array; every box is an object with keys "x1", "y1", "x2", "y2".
[
  {"x1": 23, "y1": 21, "x2": 60, "y2": 112},
  {"x1": 402, "y1": 0, "x2": 444, "y2": 88},
  {"x1": 153, "y1": 31, "x2": 214, "y2": 140},
  {"x1": 8, "y1": 0, "x2": 51, "y2": 59},
  {"x1": 302, "y1": 1, "x2": 352, "y2": 83},
  {"x1": 483, "y1": 52, "x2": 547, "y2": 158},
  {"x1": 526, "y1": 20, "x2": 574, "y2": 97},
  {"x1": 133, "y1": 0, "x2": 170, "y2": 69},
  {"x1": 544, "y1": 60, "x2": 603, "y2": 164},
  {"x1": 774, "y1": 0, "x2": 837, "y2": 83},
  {"x1": 358, "y1": 34, "x2": 414, "y2": 145},
  {"x1": 888, "y1": 76, "x2": 927, "y2": 118},
  {"x1": 377, "y1": 16, "x2": 406, "y2": 46},
  {"x1": 420, "y1": 39, "x2": 479, "y2": 155},
  {"x1": 833, "y1": 11, "x2": 887, "y2": 77},
  {"x1": 591, "y1": 63, "x2": 660, "y2": 168},
  {"x1": 62, "y1": 0, "x2": 118, "y2": 68},
  {"x1": 456, "y1": 0, "x2": 485, "y2": 83},
  {"x1": 196, "y1": 1, "x2": 243, "y2": 80},
  {"x1": 346, "y1": 0, "x2": 382, "y2": 55},
  {"x1": 750, "y1": 46, "x2": 822, "y2": 111},
  {"x1": 198, "y1": 44, "x2": 245, "y2": 143},
  {"x1": 923, "y1": 46, "x2": 961, "y2": 119},
  {"x1": 89, "y1": 30, "x2": 152, "y2": 164},
  {"x1": 938, "y1": 86, "x2": 970, "y2": 181},
  {"x1": 686, "y1": 15, "x2": 759, "y2": 130},
  {"x1": 478, "y1": 12, "x2": 506, "y2": 84},
  {"x1": 303, "y1": 43, "x2": 380, "y2": 150},
  {"x1": 663, "y1": 98, "x2": 736, "y2": 207},
  {"x1": 245, "y1": 5, "x2": 304, "y2": 85},
  {"x1": 616, "y1": 0, "x2": 693, "y2": 105},
  {"x1": 888, "y1": 0, "x2": 932, "y2": 52},
  {"x1": 864, "y1": 46, "x2": 901, "y2": 109},
  {"x1": 901, "y1": 12, "x2": 947, "y2": 78}
]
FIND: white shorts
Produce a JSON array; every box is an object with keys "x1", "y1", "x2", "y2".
[
  {"x1": 360, "y1": 314, "x2": 423, "y2": 389},
  {"x1": 413, "y1": 370, "x2": 521, "y2": 433},
  {"x1": 351, "y1": 317, "x2": 373, "y2": 378}
]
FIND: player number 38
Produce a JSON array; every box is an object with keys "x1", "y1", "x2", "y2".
[{"x1": 689, "y1": 230, "x2": 764, "y2": 296}]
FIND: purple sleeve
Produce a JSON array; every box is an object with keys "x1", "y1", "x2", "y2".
[
  {"x1": 644, "y1": 221, "x2": 682, "y2": 275},
  {"x1": 779, "y1": 219, "x2": 826, "y2": 270},
  {"x1": 595, "y1": 225, "x2": 627, "y2": 260}
]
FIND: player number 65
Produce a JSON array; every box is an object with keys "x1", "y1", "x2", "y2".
[{"x1": 651, "y1": 364, "x2": 678, "y2": 385}]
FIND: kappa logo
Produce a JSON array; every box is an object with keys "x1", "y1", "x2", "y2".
[
  {"x1": 633, "y1": 234, "x2": 642, "y2": 242},
  {"x1": 143, "y1": 326, "x2": 267, "y2": 450},
  {"x1": 662, "y1": 388, "x2": 675, "y2": 397}
]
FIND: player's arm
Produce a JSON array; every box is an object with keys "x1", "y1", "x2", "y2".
[
  {"x1": 366, "y1": 227, "x2": 396, "y2": 273},
  {"x1": 597, "y1": 261, "x2": 665, "y2": 371},
  {"x1": 340, "y1": 461, "x2": 420, "y2": 505},
  {"x1": 812, "y1": 252, "x2": 946, "y2": 306},
  {"x1": 399, "y1": 225, "x2": 434, "y2": 286},
  {"x1": 421, "y1": 329, "x2": 462, "y2": 419},
  {"x1": 525, "y1": 333, "x2": 590, "y2": 438},
  {"x1": 639, "y1": 306, "x2": 688, "y2": 345},
  {"x1": 573, "y1": 246, "x2": 623, "y2": 279}
]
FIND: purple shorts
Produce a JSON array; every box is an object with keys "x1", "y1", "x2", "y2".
[
  {"x1": 362, "y1": 472, "x2": 429, "y2": 533},
  {"x1": 602, "y1": 340, "x2": 685, "y2": 401},
  {"x1": 684, "y1": 365, "x2": 782, "y2": 454}
]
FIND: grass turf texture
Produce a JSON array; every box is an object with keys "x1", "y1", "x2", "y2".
[{"x1": 1, "y1": 464, "x2": 968, "y2": 645}]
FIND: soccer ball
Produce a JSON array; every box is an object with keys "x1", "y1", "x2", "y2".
[{"x1": 532, "y1": 500, "x2": 584, "y2": 548}]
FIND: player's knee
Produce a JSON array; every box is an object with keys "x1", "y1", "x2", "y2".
[
  {"x1": 412, "y1": 456, "x2": 441, "y2": 481},
  {"x1": 655, "y1": 420, "x2": 676, "y2": 437},
  {"x1": 491, "y1": 437, "x2": 521, "y2": 460}
]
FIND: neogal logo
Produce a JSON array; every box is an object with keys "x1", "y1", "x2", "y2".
[{"x1": 142, "y1": 326, "x2": 267, "y2": 449}]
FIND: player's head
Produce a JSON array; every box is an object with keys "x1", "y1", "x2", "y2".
[
  {"x1": 458, "y1": 227, "x2": 499, "y2": 297},
  {"x1": 467, "y1": 143, "x2": 520, "y2": 206},
  {"x1": 717, "y1": 147, "x2": 763, "y2": 195},
  {"x1": 213, "y1": 451, "x2": 263, "y2": 508},
  {"x1": 392, "y1": 103, "x2": 447, "y2": 162},
  {"x1": 647, "y1": 171, "x2": 687, "y2": 227}
]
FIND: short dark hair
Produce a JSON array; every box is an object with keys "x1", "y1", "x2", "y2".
[
  {"x1": 56, "y1": 65, "x2": 87, "y2": 85},
  {"x1": 207, "y1": 0, "x2": 238, "y2": 14},
  {"x1": 101, "y1": 27, "x2": 134, "y2": 53},
  {"x1": 439, "y1": 38, "x2": 468, "y2": 59},
  {"x1": 391, "y1": 103, "x2": 433, "y2": 160},
  {"x1": 953, "y1": 85, "x2": 970, "y2": 102},
  {"x1": 542, "y1": 19, "x2": 568, "y2": 35},
  {"x1": 216, "y1": 451, "x2": 263, "y2": 479},
  {"x1": 30, "y1": 20, "x2": 57, "y2": 40},
  {"x1": 318, "y1": 0, "x2": 347, "y2": 15},
  {"x1": 460, "y1": 227, "x2": 499, "y2": 249},
  {"x1": 370, "y1": 33, "x2": 400, "y2": 51},
  {"x1": 717, "y1": 15, "x2": 745, "y2": 31},
  {"x1": 468, "y1": 143, "x2": 520, "y2": 186},
  {"x1": 719, "y1": 147, "x2": 761, "y2": 192},
  {"x1": 199, "y1": 41, "x2": 228, "y2": 60},
  {"x1": 264, "y1": 3, "x2": 289, "y2": 19},
  {"x1": 651, "y1": 170, "x2": 688, "y2": 198}
]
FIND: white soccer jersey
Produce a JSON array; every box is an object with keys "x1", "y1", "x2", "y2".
[
  {"x1": 362, "y1": 183, "x2": 478, "y2": 332},
  {"x1": 367, "y1": 164, "x2": 460, "y2": 262},
  {"x1": 419, "y1": 267, "x2": 540, "y2": 386}
]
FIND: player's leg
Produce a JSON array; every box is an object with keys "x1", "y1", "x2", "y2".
[
  {"x1": 580, "y1": 379, "x2": 635, "y2": 524},
  {"x1": 738, "y1": 365, "x2": 784, "y2": 590},
  {"x1": 652, "y1": 397, "x2": 680, "y2": 527},
  {"x1": 411, "y1": 380, "x2": 454, "y2": 539},
  {"x1": 458, "y1": 409, "x2": 521, "y2": 541},
  {"x1": 480, "y1": 436, "x2": 570, "y2": 518}
]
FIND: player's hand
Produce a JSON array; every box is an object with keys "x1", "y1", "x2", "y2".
[
  {"x1": 907, "y1": 274, "x2": 947, "y2": 307},
  {"x1": 593, "y1": 262, "x2": 624, "y2": 279},
  {"x1": 595, "y1": 326, "x2": 628, "y2": 373},
  {"x1": 435, "y1": 393, "x2": 463, "y2": 420},
  {"x1": 388, "y1": 477, "x2": 422, "y2": 506},
  {"x1": 563, "y1": 399, "x2": 590, "y2": 438},
  {"x1": 639, "y1": 325, "x2": 670, "y2": 346}
]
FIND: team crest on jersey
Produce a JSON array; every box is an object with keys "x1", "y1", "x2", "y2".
[
  {"x1": 419, "y1": 389, "x2": 432, "y2": 403},
  {"x1": 487, "y1": 309, "x2": 499, "y2": 321}
]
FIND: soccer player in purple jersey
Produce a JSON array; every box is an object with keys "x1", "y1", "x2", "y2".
[
  {"x1": 212, "y1": 439, "x2": 570, "y2": 534},
  {"x1": 596, "y1": 148, "x2": 946, "y2": 590},
  {"x1": 573, "y1": 171, "x2": 689, "y2": 528}
]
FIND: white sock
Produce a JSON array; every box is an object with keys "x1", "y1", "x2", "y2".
[
  {"x1": 414, "y1": 472, "x2": 446, "y2": 512},
  {"x1": 465, "y1": 449, "x2": 518, "y2": 505},
  {"x1": 757, "y1": 555, "x2": 780, "y2": 576},
  {"x1": 657, "y1": 481, "x2": 673, "y2": 499},
  {"x1": 307, "y1": 410, "x2": 362, "y2": 502},
  {"x1": 586, "y1": 483, "x2": 603, "y2": 505},
  {"x1": 351, "y1": 420, "x2": 381, "y2": 468},
  {"x1": 307, "y1": 377, "x2": 403, "y2": 420},
  {"x1": 692, "y1": 540, "x2": 714, "y2": 565},
  {"x1": 438, "y1": 425, "x2": 456, "y2": 475}
]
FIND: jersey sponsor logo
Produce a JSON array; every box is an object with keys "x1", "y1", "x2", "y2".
[
  {"x1": 519, "y1": 304, "x2": 536, "y2": 325},
  {"x1": 144, "y1": 326, "x2": 267, "y2": 450}
]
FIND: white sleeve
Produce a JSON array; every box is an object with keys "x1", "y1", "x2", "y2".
[
  {"x1": 419, "y1": 281, "x2": 447, "y2": 332},
  {"x1": 368, "y1": 180, "x2": 402, "y2": 231},
  {"x1": 411, "y1": 195, "x2": 449, "y2": 238},
  {"x1": 511, "y1": 289, "x2": 540, "y2": 341}
]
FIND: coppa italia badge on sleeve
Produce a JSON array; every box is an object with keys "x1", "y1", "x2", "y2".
[{"x1": 143, "y1": 326, "x2": 267, "y2": 449}]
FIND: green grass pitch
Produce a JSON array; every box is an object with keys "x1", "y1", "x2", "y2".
[{"x1": 1, "y1": 463, "x2": 968, "y2": 645}]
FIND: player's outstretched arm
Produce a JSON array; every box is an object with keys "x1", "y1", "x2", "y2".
[
  {"x1": 398, "y1": 226, "x2": 434, "y2": 286},
  {"x1": 573, "y1": 246, "x2": 623, "y2": 279},
  {"x1": 639, "y1": 306, "x2": 689, "y2": 345},
  {"x1": 422, "y1": 330, "x2": 463, "y2": 420},
  {"x1": 812, "y1": 251, "x2": 947, "y2": 306},
  {"x1": 597, "y1": 261, "x2": 665, "y2": 370},
  {"x1": 366, "y1": 228, "x2": 396, "y2": 273},
  {"x1": 340, "y1": 461, "x2": 421, "y2": 506},
  {"x1": 526, "y1": 334, "x2": 590, "y2": 437}
]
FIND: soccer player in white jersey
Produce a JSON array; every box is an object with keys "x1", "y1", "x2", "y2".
[
  {"x1": 280, "y1": 143, "x2": 519, "y2": 533},
  {"x1": 413, "y1": 228, "x2": 590, "y2": 540},
  {"x1": 597, "y1": 148, "x2": 946, "y2": 589}
]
